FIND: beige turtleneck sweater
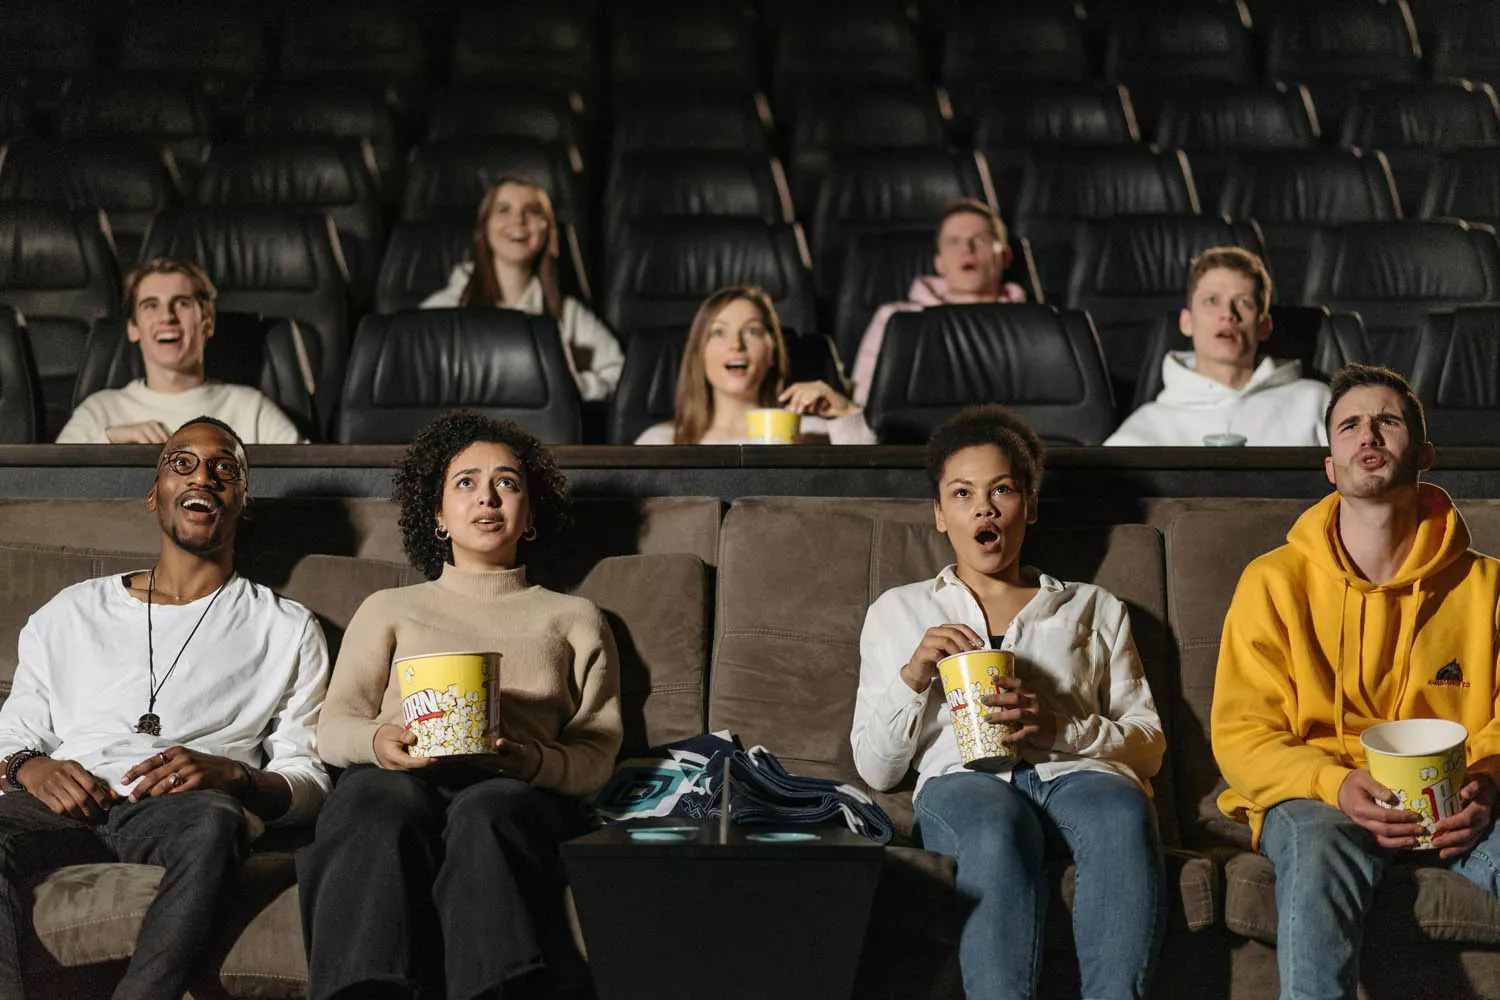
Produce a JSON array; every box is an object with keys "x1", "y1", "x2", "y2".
[{"x1": 317, "y1": 563, "x2": 622, "y2": 796}]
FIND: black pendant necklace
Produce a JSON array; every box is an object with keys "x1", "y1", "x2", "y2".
[{"x1": 137, "y1": 567, "x2": 231, "y2": 736}]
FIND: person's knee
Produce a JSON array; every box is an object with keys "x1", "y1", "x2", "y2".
[
  {"x1": 444, "y1": 779, "x2": 539, "y2": 840},
  {"x1": 161, "y1": 790, "x2": 249, "y2": 860},
  {"x1": 323, "y1": 767, "x2": 433, "y2": 836},
  {"x1": 1264, "y1": 800, "x2": 1376, "y2": 873}
]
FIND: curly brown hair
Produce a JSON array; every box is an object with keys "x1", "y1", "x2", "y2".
[{"x1": 393, "y1": 411, "x2": 571, "y2": 580}]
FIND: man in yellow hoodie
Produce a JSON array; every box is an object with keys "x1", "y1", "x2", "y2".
[{"x1": 1212, "y1": 363, "x2": 1500, "y2": 999}]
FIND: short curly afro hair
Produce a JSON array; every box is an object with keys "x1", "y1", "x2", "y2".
[
  {"x1": 924, "y1": 405, "x2": 1045, "y2": 498},
  {"x1": 392, "y1": 411, "x2": 571, "y2": 580}
]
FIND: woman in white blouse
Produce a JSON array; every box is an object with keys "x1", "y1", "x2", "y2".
[
  {"x1": 422, "y1": 175, "x2": 624, "y2": 402},
  {"x1": 851, "y1": 405, "x2": 1166, "y2": 1000},
  {"x1": 634, "y1": 284, "x2": 875, "y2": 445}
]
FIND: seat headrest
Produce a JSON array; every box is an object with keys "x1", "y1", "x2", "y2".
[
  {"x1": 1154, "y1": 85, "x2": 1316, "y2": 150},
  {"x1": 816, "y1": 149, "x2": 988, "y2": 226},
  {"x1": 0, "y1": 140, "x2": 175, "y2": 213},
  {"x1": 401, "y1": 138, "x2": 573, "y2": 222},
  {"x1": 1221, "y1": 149, "x2": 1398, "y2": 223},
  {"x1": 244, "y1": 85, "x2": 396, "y2": 141},
  {"x1": 1423, "y1": 150, "x2": 1500, "y2": 221},
  {"x1": 868, "y1": 303, "x2": 1114, "y2": 444},
  {"x1": 198, "y1": 139, "x2": 375, "y2": 210},
  {"x1": 1342, "y1": 82, "x2": 1500, "y2": 149},
  {"x1": 1075, "y1": 215, "x2": 1267, "y2": 300},
  {"x1": 140, "y1": 208, "x2": 335, "y2": 292},
  {"x1": 0, "y1": 204, "x2": 108, "y2": 290},
  {"x1": 1105, "y1": 7, "x2": 1252, "y2": 82},
  {"x1": 1428, "y1": 308, "x2": 1500, "y2": 409},
  {"x1": 1015, "y1": 147, "x2": 1196, "y2": 220},
  {"x1": 609, "y1": 218, "x2": 807, "y2": 302},
  {"x1": 374, "y1": 219, "x2": 472, "y2": 315},
  {"x1": 972, "y1": 86, "x2": 1137, "y2": 147},
  {"x1": 791, "y1": 86, "x2": 946, "y2": 151},
  {"x1": 427, "y1": 89, "x2": 576, "y2": 144},
  {"x1": 280, "y1": 8, "x2": 425, "y2": 77},
  {"x1": 58, "y1": 79, "x2": 211, "y2": 139},
  {"x1": 610, "y1": 97, "x2": 768, "y2": 156},
  {"x1": 1306, "y1": 222, "x2": 1500, "y2": 302},
  {"x1": 1266, "y1": 2, "x2": 1418, "y2": 76},
  {"x1": 606, "y1": 151, "x2": 785, "y2": 242},
  {"x1": 338, "y1": 308, "x2": 582, "y2": 444}
]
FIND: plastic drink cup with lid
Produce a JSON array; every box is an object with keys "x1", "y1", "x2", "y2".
[
  {"x1": 396, "y1": 652, "x2": 498, "y2": 757},
  {"x1": 1360, "y1": 718, "x2": 1469, "y2": 850},
  {"x1": 938, "y1": 650, "x2": 1017, "y2": 770},
  {"x1": 747, "y1": 408, "x2": 801, "y2": 444}
]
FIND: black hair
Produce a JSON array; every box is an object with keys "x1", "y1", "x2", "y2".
[
  {"x1": 175, "y1": 415, "x2": 246, "y2": 453},
  {"x1": 392, "y1": 410, "x2": 570, "y2": 580},
  {"x1": 1324, "y1": 364, "x2": 1427, "y2": 443},
  {"x1": 924, "y1": 405, "x2": 1046, "y2": 497}
]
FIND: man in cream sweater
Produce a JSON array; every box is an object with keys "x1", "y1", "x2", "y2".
[
  {"x1": 57, "y1": 258, "x2": 305, "y2": 445},
  {"x1": 0, "y1": 417, "x2": 330, "y2": 998}
]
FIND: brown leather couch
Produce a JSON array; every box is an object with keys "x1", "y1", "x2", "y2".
[{"x1": 1, "y1": 494, "x2": 1498, "y2": 999}]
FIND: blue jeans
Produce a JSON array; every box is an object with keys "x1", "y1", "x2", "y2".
[
  {"x1": 914, "y1": 768, "x2": 1165, "y2": 1000},
  {"x1": 1260, "y1": 797, "x2": 1500, "y2": 1000}
]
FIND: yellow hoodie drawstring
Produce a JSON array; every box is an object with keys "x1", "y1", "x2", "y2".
[{"x1": 1334, "y1": 581, "x2": 1349, "y2": 766}]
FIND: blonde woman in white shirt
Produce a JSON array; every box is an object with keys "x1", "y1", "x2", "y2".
[
  {"x1": 851, "y1": 405, "x2": 1165, "y2": 1000},
  {"x1": 633, "y1": 284, "x2": 876, "y2": 445},
  {"x1": 421, "y1": 175, "x2": 624, "y2": 402}
]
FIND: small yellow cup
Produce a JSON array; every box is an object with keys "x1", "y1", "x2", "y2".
[
  {"x1": 938, "y1": 650, "x2": 1016, "y2": 771},
  {"x1": 1360, "y1": 718, "x2": 1469, "y2": 850},
  {"x1": 396, "y1": 652, "x2": 498, "y2": 758},
  {"x1": 746, "y1": 408, "x2": 801, "y2": 444}
]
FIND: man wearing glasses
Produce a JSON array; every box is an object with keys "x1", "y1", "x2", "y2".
[
  {"x1": 56, "y1": 258, "x2": 305, "y2": 445},
  {"x1": 0, "y1": 417, "x2": 330, "y2": 998}
]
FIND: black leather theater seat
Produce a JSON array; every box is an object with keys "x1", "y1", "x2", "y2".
[
  {"x1": 1218, "y1": 148, "x2": 1401, "y2": 302},
  {"x1": 242, "y1": 84, "x2": 404, "y2": 204},
  {"x1": 604, "y1": 218, "x2": 816, "y2": 343},
  {"x1": 609, "y1": 93, "x2": 771, "y2": 160},
  {"x1": 0, "y1": 305, "x2": 40, "y2": 443},
  {"x1": 138, "y1": 207, "x2": 350, "y2": 433},
  {"x1": 1066, "y1": 213, "x2": 1268, "y2": 409},
  {"x1": 374, "y1": 219, "x2": 472, "y2": 316},
  {"x1": 1421, "y1": 149, "x2": 1500, "y2": 228},
  {"x1": 450, "y1": 1, "x2": 598, "y2": 103},
  {"x1": 1103, "y1": 4, "x2": 1256, "y2": 131},
  {"x1": 73, "y1": 312, "x2": 317, "y2": 441},
  {"x1": 1301, "y1": 220, "x2": 1500, "y2": 377},
  {"x1": 0, "y1": 205, "x2": 119, "y2": 440},
  {"x1": 1412, "y1": 307, "x2": 1500, "y2": 445},
  {"x1": 1341, "y1": 81, "x2": 1500, "y2": 212},
  {"x1": 941, "y1": 1, "x2": 1091, "y2": 109},
  {"x1": 610, "y1": 7, "x2": 759, "y2": 93},
  {"x1": 0, "y1": 139, "x2": 180, "y2": 266},
  {"x1": 865, "y1": 303, "x2": 1115, "y2": 445},
  {"x1": 772, "y1": 7, "x2": 922, "y2": 101},
  {"x1": 337, "y1": 308, "x2": 582, "y2": 445},
  {"x1": 56, "y1": 77, "x2": 212, "y2": 172},
  {"x1": 604, "y1": 151, "x2": 792, "y2": 254},
  {"x1": 1013, "y1": 147, "x2": 1199, "y2": 303}
]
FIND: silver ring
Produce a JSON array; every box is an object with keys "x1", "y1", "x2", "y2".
[
  {"x1": 158, "y1": 752, "x2": 169, "y2": 766},
  {"x1": 170, "y1": 772, "x2": 182, "y2": 787}
]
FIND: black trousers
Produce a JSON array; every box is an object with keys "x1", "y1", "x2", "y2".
[
  {"x1": 297, "y1": 765, "x2": 589, "y2": 1000},
  {"x1": 0, "y1": 788, "x2": 249, "y2": 1000}
]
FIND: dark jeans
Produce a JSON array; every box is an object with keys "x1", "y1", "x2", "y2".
[
  {"x1": 0, "y1": 787, "x2": 249, "y2": 1000},
  {"x1": 297, "y1": 765, "x2": 590, "y2": 1000}
]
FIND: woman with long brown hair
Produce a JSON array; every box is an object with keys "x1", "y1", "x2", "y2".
[
  {"x1": 634, "y1": 285, "x2": 876, "y2": 444},
  {"x1": 422, "y1": 175, "x2": 624, "y2": 402}
]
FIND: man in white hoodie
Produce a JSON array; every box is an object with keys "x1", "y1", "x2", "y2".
[
  {"x1": 1105, "y1": 247, "x2": 1330, "y2": 447},
  {"x1": 850, "y1": 199, "x2": 1028, "y2": 406}
]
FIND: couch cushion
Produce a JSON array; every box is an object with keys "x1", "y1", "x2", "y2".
[
  {"x1": 1160, "y1": 496, "x2": 1500, "y2": 847},
  {"x1": 708, "y1": 497, "x2": 1176, "y2": 844},
  {"x1": 30, "y1": 862, "x2": 160, "y2": 965},
  {"x1": 1224, "y1": 849, "x2": 1500, "y2": 947}
]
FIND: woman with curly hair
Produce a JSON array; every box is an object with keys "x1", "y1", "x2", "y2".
[
  {"x1": 298, "y1": 410, "x2": 621, "y2": 1000},
  {"x1": 634, "y1": 285, "x2": 877, "y2": 445},
  {"x1": 421, "y1": 175, "x2": 624, "y2": 402}
]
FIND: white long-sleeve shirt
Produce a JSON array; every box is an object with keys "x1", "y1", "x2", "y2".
[
  {"x1": 421, "y1": 266, "x2": 624, "y2": 402},
  {"x1": 0, "y1": 574, "x2": 331, "y2": 826},
  {"x1": 851, "y1": 566, "x2": 1165, "y2": 800}
]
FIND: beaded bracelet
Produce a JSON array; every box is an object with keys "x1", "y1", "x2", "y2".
[{"x1": 3, "y1": 748, "x2": 48, "y2": 791}]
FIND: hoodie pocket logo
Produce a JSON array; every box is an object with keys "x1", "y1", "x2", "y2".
[{"x1": 1428, "y1": 659, "x2": 1469, "y2": 688}]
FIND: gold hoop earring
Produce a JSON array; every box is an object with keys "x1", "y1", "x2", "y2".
[
  {"x1": 434, "y1": 526, "x2": 451, "y2": 541},
  {"x1": 523, "y1": 526, "x2": 537, "y2": 541}
]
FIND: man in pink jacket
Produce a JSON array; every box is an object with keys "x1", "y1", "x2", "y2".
[{"x1": 850, "y1": 199, "x2": 1028, "y2": 406}]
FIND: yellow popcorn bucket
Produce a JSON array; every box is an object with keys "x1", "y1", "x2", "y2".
[
  {"x1": 938, "y1": 650, "x2": 1017, "y2": 771},
  {"x1": 1360, "y1": 718, "x2": 1469, "y2": 850},
  {"x1": 396, "y1": 652, "x2": 498, "y2": 758},
  {"x1": 746, "y1": 408, "x2": 801, "y2": 444}
]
